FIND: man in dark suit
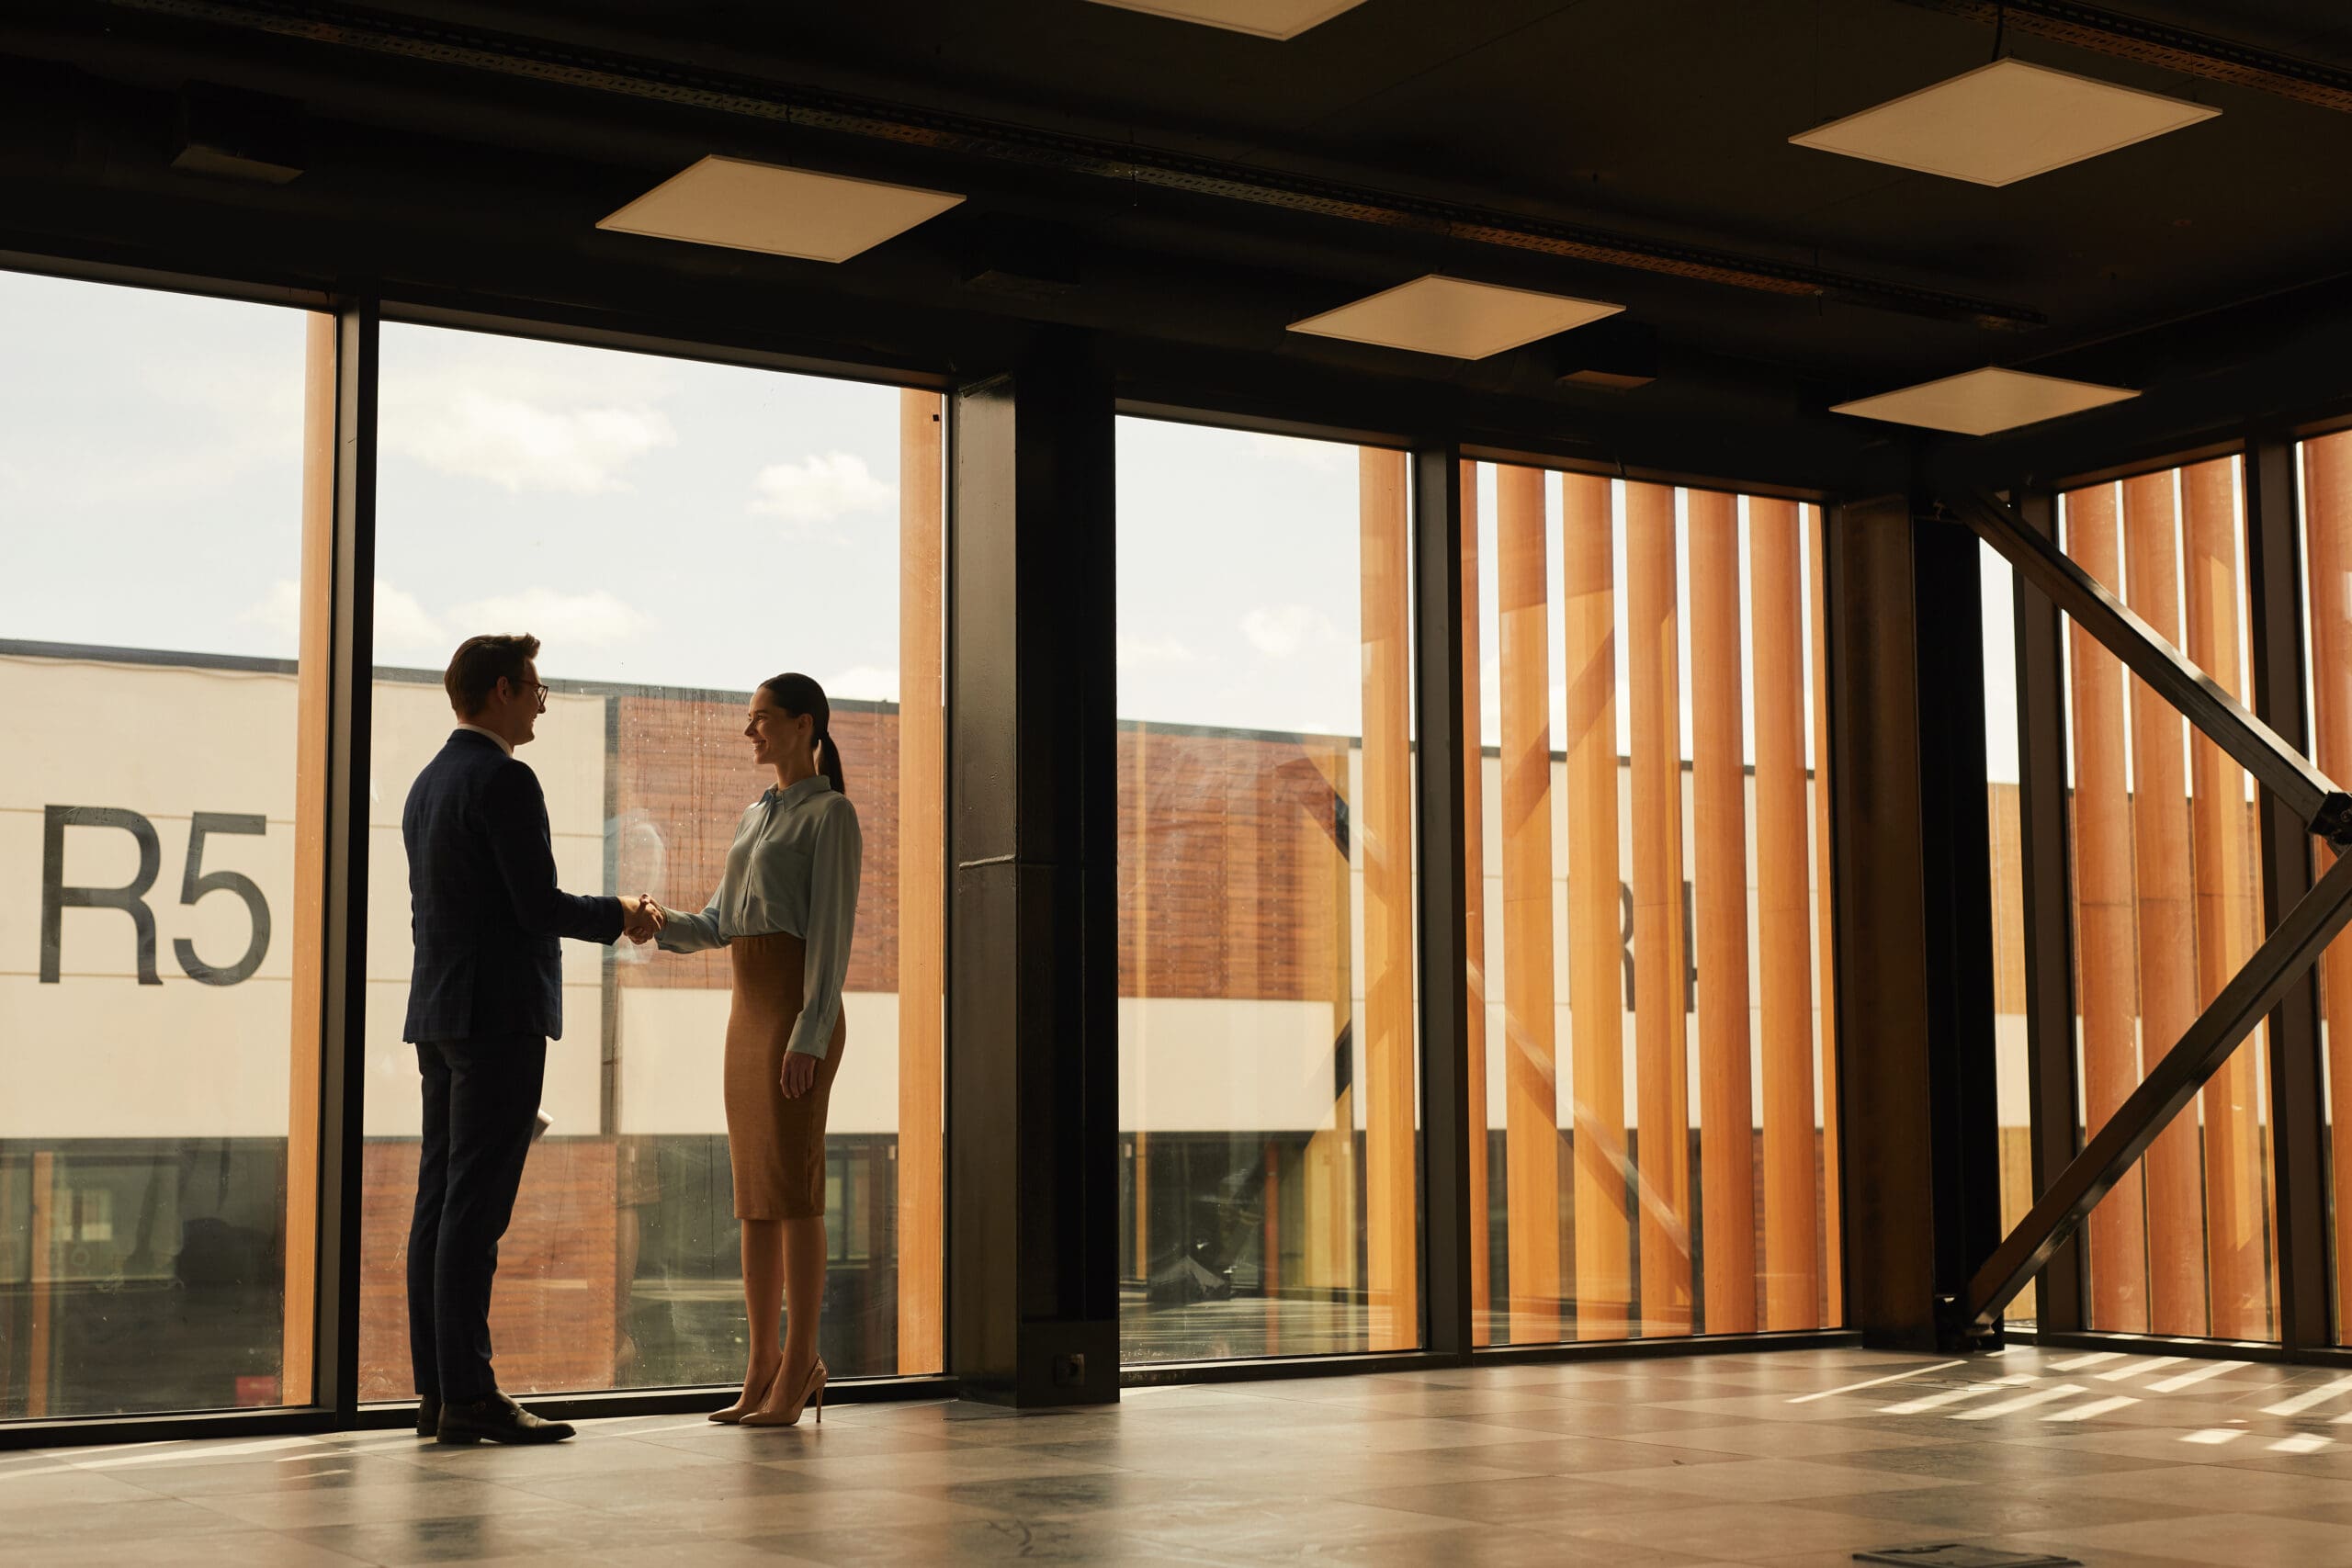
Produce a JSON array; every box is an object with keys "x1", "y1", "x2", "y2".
[{"x1": 402, "y1": 633, "x2": 661, "y2": 1445}]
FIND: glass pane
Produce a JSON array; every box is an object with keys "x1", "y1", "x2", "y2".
[
  {"x1": 1116, "y1": 419, "x2": 1420, "y2": 1362},
  {"x1": 1, "y1": 270, "x2": 318, "y2": 1417},
  {"x1": 362, "y1": 325, "x2": 941, "y2": 1401},
  {"x1": 1464, "y1": 470, "x2": 1838, "y2": 1342},
  {"x1": 1983, "y1": 541, "x2": 2036, "y2": 1327},
  {"x1": 2061, "y1": 464, "x2": 2278, "y2": 1341}
]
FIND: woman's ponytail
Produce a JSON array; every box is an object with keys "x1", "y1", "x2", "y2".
[{"x1": 760, "y1": 671, "x2": 846, "y2": 798}]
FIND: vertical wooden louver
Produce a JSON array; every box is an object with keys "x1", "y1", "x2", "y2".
[
  {"x1": 1461, "y1": 460, "x2": 1494, "y2": 1345},
  {"x1": 2065, "y1": 484, "x2": 2152, "y2": 1331},
  {"x1": 896, "y1": 389, "x2": 947, "y2": 1372},
  {"x1": 1750, "y1": 497, "x2": 1818, "y2": 1329},
  {"x1": 1805, "y1": 504, "x2": 1843, "y2": 1325},
  {"x1": 2182, "y1": 457, "x2": 2272, "y2": 1340},
  {"x1": 1359, "y1": 448, "x2": 1418, "y2": 1350},
  {"x1": 283, "y1": 311, "x2": 337, "y2": 1404},
  {"x1": 1687, "y1": 489, "x2": 1755, "y2": 1333},
  {"x1": 1563, "y1": 472, "x2": 1630, "y2": 1338},
  {"x1": 1497, "y1": 463, "x2": 1562, "y2": 1341},
  {"x1": 1626, "y1": 482, "x2": 1692, "y2": 1334},
  {"x1": 2305, "y1": 431, "x2": 2352, "y2": 1346},
  {"x1": 2120, "y1": 472, "x2": 2210, "y2": 1337}
]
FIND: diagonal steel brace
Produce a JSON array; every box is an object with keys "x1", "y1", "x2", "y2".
[
  {"x1": 1939, "y1": 488, "x2": 2352, "y2": 1336},
  {"x1": 1944, "y1": 490, "x2": 2352, "y2": 849},
  {"x1": 1960, "y1": 850, "x2": 2352, "y2": 1331}
]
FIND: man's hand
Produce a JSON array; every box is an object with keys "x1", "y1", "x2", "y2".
[
  {"x1": 781, "y1": 1051, "x2": 817, "y2": 1099},
  {"x1": 621, "y1": 895, "x2": 665, "y2": 945}
]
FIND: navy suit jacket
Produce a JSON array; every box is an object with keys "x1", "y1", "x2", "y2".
[{"x1": 401, "y1": 729, "x2": 624, "y2": 1043}]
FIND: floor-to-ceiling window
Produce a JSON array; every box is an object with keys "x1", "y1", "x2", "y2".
[
  {"x1": 0, "y1": 270, "x2": 326, "y2": 1417},
  {"x1": 1115, "y1": 419, "x2": 1420, "y2": 1362},
  {"x1": 359, "y1": 324, "x2": 944, "y2": 1399},
  {"x1": 1459, "y1": 467, "x2": 1839, "y2": 1341}
]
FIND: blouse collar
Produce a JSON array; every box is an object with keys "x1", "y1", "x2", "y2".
[{"x1": 766, "y1": 774, "x2": 832, "y2": 807}]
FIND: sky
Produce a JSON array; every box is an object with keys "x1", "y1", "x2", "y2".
[{"x1": 2, "y1": 265, "x2": 1878, "y2": 764}]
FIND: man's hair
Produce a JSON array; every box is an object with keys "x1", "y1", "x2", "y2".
[{"x1": 444, "y1": 634, "x2": 541, "y2": 716}]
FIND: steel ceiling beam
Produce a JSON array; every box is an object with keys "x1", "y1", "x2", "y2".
[
  {"x1": 73, "y1": 0, "x2": 2045, "y2": 328},
  {"x1": 1891, "y1": 0, "x2": 2352, "y2": 116}
]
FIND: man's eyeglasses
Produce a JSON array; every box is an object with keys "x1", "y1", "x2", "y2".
[{"x1": 509, "y1": 680, "x2": 549, "y2": 707}]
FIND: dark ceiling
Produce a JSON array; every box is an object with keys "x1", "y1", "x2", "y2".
[{"x1": 6, "y1": 0, "x2": 2351, "y2": 489}]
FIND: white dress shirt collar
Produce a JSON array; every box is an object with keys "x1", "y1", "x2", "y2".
[{"x1": 455, "y1": 721, "x2": 514, "y2": 757}]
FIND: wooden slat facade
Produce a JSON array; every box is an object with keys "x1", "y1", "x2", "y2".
[
  {"x1": 1460, "y1": 460, "x2": 1493, "y2": 1344},
  {"x1": 1750, "y1": 497, "x2": 1818, "y2": 1330},
  {"x1": 1497, "y1": 463, "x2": 1562, "y2": 1341},
  {"x1": 282, "y1": 311, "x2": 336, "y2": 1404},
  {"x1": 895, "y1": 389, "x2": 945, "y2": 1373},
  {"x1": 1358, "y1": 447, "x2": 1419, "y2": 1350},
  {"x1": 1562, "y1": 472, "x2": 1631, "y2": 1338},
  {"x1": 1805, "y1": 504, "x2": 1843, "y2": 1326},
  {"x1": 2181, "y1": 457, "x2": 2272, "y2": 1341},
  {"x1": 1626, "y1": 481, "x2": 1692, "y2": 1335},
  {"x1": 2064, "y1": 483, "x2": 2152, "y2": 1332},
  {"x1": 1688, "y1": 488, "x2": 1756, "y2": 1334},
  {"x1": 2120, "y1": 471, "x2": 2210, "y2": 1336}
]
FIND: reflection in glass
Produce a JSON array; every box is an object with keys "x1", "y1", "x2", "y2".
[{"x1": 1116, "y1": 420, "x2": 1420, "y2": 1361}]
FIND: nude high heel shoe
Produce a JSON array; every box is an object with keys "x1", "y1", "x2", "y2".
[{"x1": 742, "y1": 1357, "x2": 825, "y2": 1427}]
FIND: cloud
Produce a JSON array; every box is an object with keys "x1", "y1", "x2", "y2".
[
  {"x1": 239, "y1": 579, "x2": 448, "y2": 659},
  {"x1": 749, "y1": 452, "x2": 897, "y2": 527},
  {"x1": 1239, "y1": 604, "x2": 1340, "y2": 658},
  {"x1": 239, "y1": 580, "x2": 302, "y2": 643},
  {"x1": 380, "y1": 362, "x2": 676, "y2": 494},
  {"x1": 375, "y1": 583, "x2": 450, "y2": 659},
  {"x1": 823, "y1": 663, "x2": 899, "y2": 703},
  {"x1": 1244, "y1": 432, "x2": 1349, "y2": 473},
  {"x1": 1116, "y1": 635, "x2": 1195, "y2": 670},
  {"x1": 445, "y1": 586, "x2": 650, "y2": 648}
]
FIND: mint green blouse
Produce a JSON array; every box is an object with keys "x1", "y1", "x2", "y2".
[{"x1": 657, "y1": 776, "x2": 863, "y2": 1060}]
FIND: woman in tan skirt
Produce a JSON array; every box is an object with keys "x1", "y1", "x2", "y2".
[{"x1": 646, "y1": 672, "x2": 862, "y2": 1427}]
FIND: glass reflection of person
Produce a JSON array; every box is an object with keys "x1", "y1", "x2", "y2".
[{"x1": 640, "y1": 673, "x2": 862, "y2": 1427}]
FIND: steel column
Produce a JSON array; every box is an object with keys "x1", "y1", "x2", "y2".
[
  {"x1": 2245, "y1": 433, "x2": 2334, "y2": 1353},
  {"x1": 316, "y1": 301, "x2": 378, "y2": 1421},
  {"x1": 2010, "y1": 489, "x2": 2086, "y2": 1332},
  {"x1": 1410, "y1": 446, "x2": 1474, "y2": 1360}
]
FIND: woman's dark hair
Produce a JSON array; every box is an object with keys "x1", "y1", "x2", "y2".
[{"x1": 761, "y1": 672, "x2": 844, "y2": 796}]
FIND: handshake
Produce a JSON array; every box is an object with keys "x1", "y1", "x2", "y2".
[{"x1": 622, "y1": 894, "x2": 665, "y2": 945}]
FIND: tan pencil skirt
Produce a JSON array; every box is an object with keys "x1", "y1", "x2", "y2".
[{"x1": 724, "y1": 931, "x2": 845, "y2": 1221}]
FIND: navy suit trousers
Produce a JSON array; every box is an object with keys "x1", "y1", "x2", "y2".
[{"x1": 407, "y1": 1034, "x2": 546, "y2": 1404}]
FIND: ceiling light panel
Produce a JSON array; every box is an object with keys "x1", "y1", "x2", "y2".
[
  {"x1": 1831, "y1": 367, "x2": 2138, "y2": 436},
  {"x1": 1789, "y1": 59, "x2": 2218, "y2": 186},
  {"x1": 596, "y1": 156, "x2": 964, "y2": 264},
  {"x1": 1084, "y1": 0, "x2": 1367, "y2": 39},
  {"x1": 1288, "y1": 276, "x2": 1623, "y2": 361}
]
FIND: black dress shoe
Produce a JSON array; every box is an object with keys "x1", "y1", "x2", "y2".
[
  {"x1": 435, "y1": 1391, "x2": 575, "y2": 1445},
  {"x1": 416, "y1": 1395, "x2": 440, "y2": 1438}
]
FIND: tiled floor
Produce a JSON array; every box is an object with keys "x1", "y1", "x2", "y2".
[{"x1": 9, "y1": 1347, "x2": 2352, "y2": 1565}]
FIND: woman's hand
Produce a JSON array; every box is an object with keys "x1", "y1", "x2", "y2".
[
  {"x1": 623, "y1": 895, "x2": 665, "y2": 945},
  {"x1": 781, "y1": 1051, "x2": 817, "y2": 1100}
]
